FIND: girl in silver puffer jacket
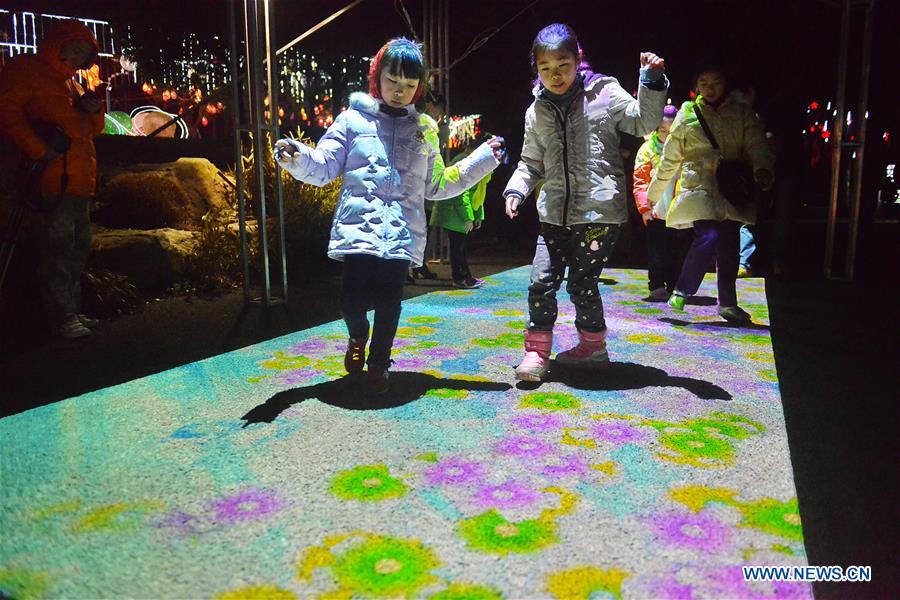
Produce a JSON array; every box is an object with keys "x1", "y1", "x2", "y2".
[{"x1": 503, "y1": 23, "x2": 668, "y2": 382}]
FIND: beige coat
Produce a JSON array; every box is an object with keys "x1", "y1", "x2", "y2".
[{"x1": 647, "y1": 94, "x2": 773, "y2": 228}]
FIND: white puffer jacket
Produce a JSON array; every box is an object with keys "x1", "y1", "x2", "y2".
[{"x1": 278, "y1": 92, "x2": 498, "y2": 266}]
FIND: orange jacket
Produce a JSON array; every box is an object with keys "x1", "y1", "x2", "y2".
[
  {"x1": 632, "y1": 134, "x2": 664, "y2": 215},
  {"x1": 0, "y1": 20, "x2": 104, "y2": 197}
]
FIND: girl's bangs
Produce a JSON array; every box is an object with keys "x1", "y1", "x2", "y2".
[{"x1": 384, "y1": 48, "x2": 424, "y2": 81}]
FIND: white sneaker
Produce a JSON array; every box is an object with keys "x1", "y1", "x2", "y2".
[
  {"x1": 59, "y1": 314, "x2": 92, "y2": 339},
  {"x1": 78, "y1": 314, "x2": 99, "y2": 328}
]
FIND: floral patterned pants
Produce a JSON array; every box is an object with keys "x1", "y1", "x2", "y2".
[{"x1": 527, "y1": 223, "x2": 619, "y2": 333}]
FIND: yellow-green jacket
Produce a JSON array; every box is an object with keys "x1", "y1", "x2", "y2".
[{"x1": 647, "y1": 94, "x2": 773, "y2": 228}]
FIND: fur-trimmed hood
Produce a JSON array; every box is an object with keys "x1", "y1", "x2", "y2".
[{"x1": 348, "y1": 91, "x2": 418, "y2": 118}]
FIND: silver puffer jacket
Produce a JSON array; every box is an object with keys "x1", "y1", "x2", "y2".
[
  {"x1": 504, "y1": 70, "x2": 668, "y2": 225},
  {"x1": 278, "y1": 92, "x2": 498, "y2": 266}
]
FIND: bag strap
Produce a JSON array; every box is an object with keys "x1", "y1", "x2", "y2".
[{"x1": 693, "y1": 101, "x2": 722, "y2": 156}]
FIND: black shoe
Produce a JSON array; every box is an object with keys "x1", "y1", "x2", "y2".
[
  {"x1": 365, "y1": 367, "x2": 390, "y2": 395},
  {"x1": 452, "y1": 277, "x2": 482, "y2": 289},
  {"x1": 406, "y1": 272, "x2": 416, "y2": 284},
  {"x1": 413, "y1": 266, "x2": 438, "y2": 280}
]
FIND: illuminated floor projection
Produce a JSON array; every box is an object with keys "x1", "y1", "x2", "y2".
[{"x1": 0, "y1": 267, "x2": 811, "y2": 599}]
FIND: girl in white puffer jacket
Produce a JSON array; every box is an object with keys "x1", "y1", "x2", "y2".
[{"x1": 275, "y1": 38, "x2": 502, "y2": 394}]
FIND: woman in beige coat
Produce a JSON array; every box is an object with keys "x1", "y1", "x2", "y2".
[{"x1": 647, "y1": 65, "x2": 773, "y2": 322}]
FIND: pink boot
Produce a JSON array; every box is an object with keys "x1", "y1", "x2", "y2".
[
  {"x1": 555, "y1": 329, "x2": 609, "y2": 369},
  {"x1": 515, "y1": 329, "x2": 553, "y2": 381}
]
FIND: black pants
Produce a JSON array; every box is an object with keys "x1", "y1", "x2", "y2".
[
  {"x1": 341, "y1": 255, "x2": 410, "y2": 369},
  {"x1": 36, "y1": 195, "x2": 92, "y2": 326},
  {"x1": 646, "y1": 219, "x2": 691, "y2": 292},
  {"x1": 446, "y1": 229, "x2": 471, "y2": 282},
  {"x1": 528, "y1": 223, "x2": 619, "y2": 333}
]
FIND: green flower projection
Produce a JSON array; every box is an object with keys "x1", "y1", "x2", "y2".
[
  {"x1": 519, "y1": 391, "x2": 581, "y2": 412},
  {"x1": 659, "y1": 430, "x2": 734, "y2": 463},
  {"x1": 332, "y1": 536, "x2": 439, "y2": 597},
  {"x1": 472, "y1": 332, "x2": 523, "y2": 348},
  {"x1": 671, "y1": 486, "x2": 804, "y2": 542},
  {"x1": 458, "y1": 510, "x2": 556, "y2": 555},
  {"x1": 0, "y1": 568, "x2": 52, "y2": 600},
  {"x1": 329, "y1": 465, "x2": 409, "y2": 502},
  {"x1": 259, "y1": 351, "x2": 312, "y2": 371},
  {"x1": 407, "y1": 316, "x2": 444, "y2": 325},
  {"x1": 426, "y1": 388, "x2": 469, "y2": 399},
  {"x1": 741, "y1": 497, "x2": 803, "y2": 541},
  {"x1": 642, "y1": 412, "x2": 765, "y2": 468},
  {"x1": 429, "y1": 583, "x2": 504, "y2": 600}
]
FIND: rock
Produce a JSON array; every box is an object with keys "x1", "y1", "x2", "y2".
[
  {"x1": 93, "y1": 158, "x2": 234, "y2": 231},
  {"x1": 89, "y1": 227, "x2": 198, "y2": 292}
]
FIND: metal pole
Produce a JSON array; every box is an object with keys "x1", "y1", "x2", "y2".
[
  {"x1": 229, "y1": 0, "x2": 251, "y2": 300},
  {"x1": 247, "y1": 0, "x2": 273, "y2": 306},
  {"x1": 443, "y1": 0, "x2": 449, "y2": 122},
  {"x1": 275, "y1": 0, "x2": 368, "y2": 57},
  {"x1": 265, "y1": 0, "x2": 289, "y2": 301},
  {"x1": 844, "y1": 0, "x2": 874, "y2": 280},
  {"x1": 823, "y1": 0, "x2": 851, "y2": 279}
]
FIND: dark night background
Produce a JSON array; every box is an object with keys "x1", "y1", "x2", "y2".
[
  {"x1": 6, "y1": 0, "x2": 898, "y2": 247},
  {"x1": 9, "y1": 0, "x2": 899, "y2": 154}
]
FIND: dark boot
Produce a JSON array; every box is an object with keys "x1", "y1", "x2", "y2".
[
  {"x1": 344, "y1": 337, "x2": 367, "y2": 375},
  {"x1": 365, "y1": 366, "x2": 390, "y2": 395}
]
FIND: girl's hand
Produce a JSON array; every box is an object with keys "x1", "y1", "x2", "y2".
[
  {"x1": 505, "y1": 194, "x2": 522, "y2": 219},
  {"x1": 487, "y1": 136, "x2": 505, "y2": 161},
  {"x1": 640, "y1": 52, "x2": 666, "y2": 72},
  {"x1": 754, "y1": 169, "x2": 774, "y2": 191},
  {"x1": 641, "y1": 211, "x2": 654, "y2": 225},
  {"x1": 274, "y1": 139, "x2": 298, "y2": 164}
]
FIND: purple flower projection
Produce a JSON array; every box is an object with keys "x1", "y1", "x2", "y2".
[
  {"x1": 288, "y1": 338, "x2": 333, "y2": 354},
  {"x1": 589, "y1": 421, "x2": 648, "y2": 447},
  {"x1": 473, "y1": 481, "x2": 540, "y2": 510},
  {"x1": 651, "y1": 511, "x2": 730, "y2": 553},
  {"x1": 454, "y1": 307, "x2": 491, "y2": 315},
  {"x1": 538, "y1": 454, "x2": 590, "y2": 479},
  {"x1": 158, "y1": 511, "x2": 199, "y2": 535},
  {"x1": 279, "y1": 368, "x2": 321, "y2": 386},
  {"x1": 650, "y1": 575, "x2": 695, "y2": 600},
  {"x1": 424, "y1": 458, "x2": 485, "y2": 487},
  {"x1": 212, "y1": 489, "x2": 282, "y2": 524},
  {"x1": 422, "y1": 347, "x2": 460, "y2": 360},
  {"x1": 392, "y1": 356, "x2": 430, "y2": 370},
  {"x1": 510, "y1": 413, "x2": 565, "y2": 432},
  {"x1": 494, "y1": 436, "x2": 553, "y2": 459}
]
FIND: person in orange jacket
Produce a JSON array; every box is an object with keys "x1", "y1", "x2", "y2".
[
  {"x1": 632, "y1": 103, "x2": 689, "y2": 301},
  {"x1": 0, "y1": 20, "x2": 105, "y2": 338}
]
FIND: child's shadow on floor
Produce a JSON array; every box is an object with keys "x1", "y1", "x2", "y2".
[
  {"x1": 517, "y1": 361, "x2": 732, "y2": 401},
  {"x1": 660, "y1": 317, "x2": 770, "y2": 331},
  {"x1": 242, "y1": 372, "x2": 512, "y2": 426}
]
